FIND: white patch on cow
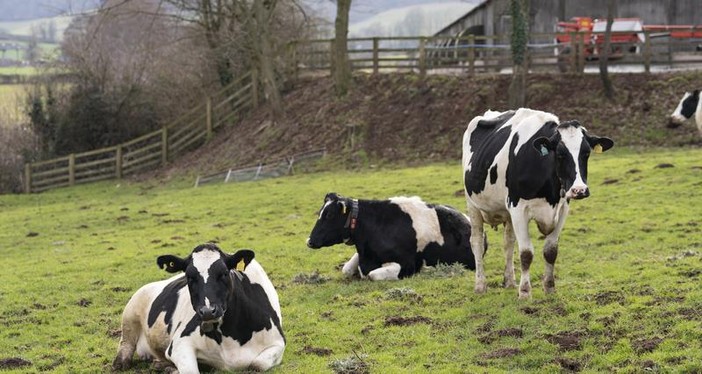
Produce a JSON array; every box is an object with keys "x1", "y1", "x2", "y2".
[
  {"x1": 204, "y1": 297, "x2": 211, "y2": 308},
  {"x1": 559, "y1": 125, "x2": 588, "y2": 196},
  {"x1": 511, "y1": 109, "x2": 560, "y2": 155},
  {"x1": 389, "y1": 196, "x2": 444, "y2": 251},
  {"x1": 367, "y1": 262, "x2": 402, "y2": 281},
  {"x1": 342, "y1": 253, "x2": 360, "y2": 277},
  {"x1": 670, "y1": 91, "x2": 702, "y2": 135},
  {"x1": 318, "y1": 201, "x2": 332, "y2": 219},
  {"x1": 192, "y1": 249, "x2": 220, "y2": 283}
]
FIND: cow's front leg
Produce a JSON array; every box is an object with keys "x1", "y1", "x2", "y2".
[
  {"x1": 250, "y1": 344, "x2": 285, "y2": 371},
  {"x1": 503, "y1": 221, "x2": 516, "y2": 288},
  {"x1": 367, "y1": 262, "x2": 402, "y2": 281},
  {"x1": 543, "y1": 204, "x2": 568, "y2": 294},
  {"x1": 467, "y1": 208, "x2": 487, "y2": 293},
  {"x1": 341, "y1": 252, "x2": 360, "y2": 278},
  {"x1": 167, "y1": 343, "x2": 199, "y2": 374},
  {"x1": 510, "y1": 212, "x2": 534, "y2": 300}
]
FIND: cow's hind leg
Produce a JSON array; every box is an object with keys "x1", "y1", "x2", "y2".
[
  {"x1": 112, "y1": 310, "x2": 142, "y2": 370},
  {"x1": 367, "y1": 262, "x2": 402, "y2": 281},
  {"x1": 503, "y1": 221, "x2": 517, "y2": 288},
  {"x1": 249, "y1": 344, "x2": 285, "y2": 371},
  {"x1": 467, "y1": 208, "x2": 487, "y2": 293}
]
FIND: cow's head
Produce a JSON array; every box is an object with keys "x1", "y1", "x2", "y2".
[
  {"x1": 669, "y1": 90, "x2": 700, "y2": 127},
  {"x1": 156, "y1": 243, "x2": 254, "y2": 332},
  {"x1": 306, "y1": 192, "x2": 353, "y2": 249},
  {"x1": 533, "y1": 121, "x2": 614, "y2": 200}
]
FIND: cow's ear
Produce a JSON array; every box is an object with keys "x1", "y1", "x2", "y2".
[
  {"x1": 532, "y1": 137, "x2": 554, "y2": 157},
  {"x1": 587, "y1": 136, "x2": 614, "y2": 153},
  {"x1": 324, "y1": 192, "x2": 339, "y2": 202},
  {"x1": 225, "y1": 249, "x2": 255, "y2": 271},
  {"x1": 157, "y1": 255, "x2": 187, "y2": 273}
]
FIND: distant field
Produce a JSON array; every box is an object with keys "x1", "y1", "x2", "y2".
[
  {"x1": 0, "y1": 84, "x2": 27, "y2": 125},
  {"x1": 0, "y1": 147, "x2": 700, "y2": 373}
]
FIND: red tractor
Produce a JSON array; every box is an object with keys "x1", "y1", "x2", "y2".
[{"x1": 555, "y1": 16, "x2": 702, "y2": 71}]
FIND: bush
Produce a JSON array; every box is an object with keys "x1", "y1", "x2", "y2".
[{"x1": 0, "y1": 123, "x2": 38, "y2": 193}]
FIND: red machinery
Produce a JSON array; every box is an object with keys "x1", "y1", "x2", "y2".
[{"x1": 556, "y1": 16, "x2": 702, "y2": 61}]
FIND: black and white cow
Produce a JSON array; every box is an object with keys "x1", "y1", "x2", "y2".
[
  {"x1": 463, "y1": 108, "x2": 613, "y2": 299},
  {"x1": 112, "y1": 243, "x2": 285, "y2": 373},
  {"x1": 669, "y1": 90, "x2": 702, "y2": 135},
  {"x1": 306, "y1": 193, "x2": 483, "y2": 280}
]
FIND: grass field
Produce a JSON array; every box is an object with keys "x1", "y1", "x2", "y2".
[{"x1": 0, "y1": 147, "x2": 701, "y2": 373}]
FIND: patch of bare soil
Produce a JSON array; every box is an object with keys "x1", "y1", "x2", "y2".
[
  {"x1": 546, "y1": 332, "x2": 583, "y2": 351},
  {"x1": 301, "y1": 345, "x2": 333, "y2": 356},
  {"x1": 593, "y1": 290, "x2": 626, "y2": 306},
  {"x1": 0, "y1": 357, "x2": 32, "y2": 369},
  {"x1": 555, "y1": 357, "x2": 582, "y2": 372},
  {"x1": 632, "y1": 337, "x2": 663, "y2": 353},
  {"x1": 384, "y1": 315, "x2": 432, "y2": 327},
  {"x1": 481, "y1": 348, "x2": 521, "y2": 359},
  {"x1": 478, "y1": 328, "x2": 524, "y2": 345}
]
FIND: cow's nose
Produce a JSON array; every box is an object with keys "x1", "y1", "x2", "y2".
[
  {"x1": 570, "y1": 186, "x2": 590, "y2": 199},
  {"x1": 198, "y1": 306, "x2": 219, "y2": 320},
  {"x1": 306, "y1": 238, "x2": 319, "y2": 249}
]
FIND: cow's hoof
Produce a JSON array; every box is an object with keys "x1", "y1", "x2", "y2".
[
  {"x1": 111, "y1": 357, "x2": 130, "y2": 371},
  {"x1": 544, "y1": 286, "x2": 556, "y2": 294},
  {"x1": 518, "y1": 291, "x2": 531, "y2": 300},
  {"x1": 503, "y1": 277, "x2": 517, "y2": 288}
]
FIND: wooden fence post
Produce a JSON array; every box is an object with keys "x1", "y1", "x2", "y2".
[
  {"x1": 68, "y1": 153, "x2": 75, "y2": 186},
  {"x1": 468, "y1": 34, "x2": 475, "y2": 75},
  {"x1": 643, "y1": 30, "x2": 651, "y2": 73},
  {"x1": 206, "y1": 97, "x2": 213, "y2": 138},
  {"x1": 418, "y1": 37, "x2": 427, "y2": 77},
  {"x1": 577, "y1": 32, "x2": 585, "y2": 74},
  {"x1": 24, "y1": 163, "x2": 31, "y2": 194},
  {"x1": 161, "y1": 127, "x2": 169, "y2": 165},
  {"x1": 251, "y1": 69, "x2": 259, "y2": 109},
  {"x1": 115, "y1": 146, "x2": 123, "y2": 179},
  {"x1": 570, "y1": 32, "x2": 577, "y2": 73},
  {"x1": 372, "y1": 37, "x2": 379, "y2": 74}
]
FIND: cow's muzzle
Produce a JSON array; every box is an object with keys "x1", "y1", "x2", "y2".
[
  {"x1": 306, "y1": 238, "x2": 320, "y2": 249},
  {"x1": 567, "y1": 186, "x2": 590, "y2": 200},
  {"x1": 667, "y1": 115, "x2": 684, "y2": 128},
  {"x1": 198, "y1": 305, "x2": 223, "y2": 321}
]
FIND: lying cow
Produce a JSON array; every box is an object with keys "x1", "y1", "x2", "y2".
[
  {"x1": 306, "y1": 193, "x2": 483, "y2": 280},
  {"x1": 112, "y1": 243, "x2": 285, "y2": 373},
  {"x1": 463, "y1": 108, "x2": 613, "y2": 299},
  {"x1": 669, "y1": 90, "x2": 702, "y2": 135}
]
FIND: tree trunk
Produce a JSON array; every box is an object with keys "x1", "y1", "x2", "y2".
[
  {"x1": 508, "y1": 0, "x2": 529, "y2": 109},
  {"x1": 252, "y1": 0, "x2": 284, "y2": 118},
  {"x1": 599, "y1": 0, "x2": 616, "y2": 99},
  {"x1": 333, "y1": 0, "x2": 352, "y2": 97}
]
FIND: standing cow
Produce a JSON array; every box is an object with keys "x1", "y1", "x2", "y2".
[
  {"x1": 112, "y1": 243, "x2": 285, "y2": 373},
  {"x1": 669, "y1": 90, "x2": 702, "y2": 136},
  {"x1": 463, "y1": 108, "x2": 613, "y2": 299},
  {"x1": 306, "y1": 193, "x2": 484, "y2": 280}
]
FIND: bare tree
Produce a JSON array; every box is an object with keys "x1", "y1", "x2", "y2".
[
  {"x1": 332, "y1": 0, "x2": 352, "y2": 97},
  {"x1": 599, "y1": 0, "x2": 616, "y2": 99},
  {"x1": 508, "y1": 0, "x2": 529, "y2": 109}
]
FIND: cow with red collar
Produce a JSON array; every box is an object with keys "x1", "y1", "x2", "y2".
[
  {"x1": 112, "y1": 243, "x2": 285, "y2": 373},
  {"x1": 463, "y1": 108, "x2": 613, "y2": 299},
  {"x1": 306, "y1": 193, "x2": 483, "y2": 280}
]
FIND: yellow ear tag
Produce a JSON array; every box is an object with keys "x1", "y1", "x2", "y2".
[
  {"x1": 236, "y1": 259, "x2": 246, "y2": 272},
  {"x1": 342, "y1": 205, "x2": 347, "y2": 214},
  {"x1": 594, "y1": 144, "x2": 603, "y2": 154}
]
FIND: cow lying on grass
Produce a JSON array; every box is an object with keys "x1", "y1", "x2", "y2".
[
  {"x1": 669, "y1": 90, "x2": 702, "y2": 136},
  {"x1": 463, "y1": 108, "x2": 613, "y2": 299},
  {"x1": 112, "y1": 243, "x2": 285, "y2": 373},
  {"x1": 306, "y1": 193, "x2": 485, "y2": 280}
]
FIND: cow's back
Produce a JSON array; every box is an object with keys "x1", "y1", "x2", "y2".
[{"x1": 421, "y1": 205, "x2": 477, "y2": 270}]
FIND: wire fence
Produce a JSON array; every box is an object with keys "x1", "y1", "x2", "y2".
[{"x1": 194, "y1": 148, "x2": 326, "y2": 187}]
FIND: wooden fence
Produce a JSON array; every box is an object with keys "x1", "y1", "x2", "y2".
[
  {"x1": 292, "y1": 29, "x2": 702, "y2": 75},
  {"x1": 24, "y1": 72, "x2": 257, "y2": 193}
]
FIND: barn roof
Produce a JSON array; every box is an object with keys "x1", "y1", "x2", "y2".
[{"x1": 433, "y1": 0, "x2": 491, "y2": 37}]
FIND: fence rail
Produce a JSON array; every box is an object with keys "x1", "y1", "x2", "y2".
[
  {"x1": 293, "y1": 29, "x2": 702, "y2": 75},
  {"x1": 24, "y1": 72, "x2": 256, "y2": 193}
]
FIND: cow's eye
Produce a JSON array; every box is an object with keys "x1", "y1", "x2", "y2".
[{"x1": 325, "y1": 211, "x2": 334, "y2": 220}]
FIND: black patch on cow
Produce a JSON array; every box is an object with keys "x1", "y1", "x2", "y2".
[
  {"x1": 465, "y1": 124, "x2": 513, "y2": 196},
  {"x1": 489, "y1": 165, "x2": 498, "y2": 185},
  {"x1": 421, "y1": 205, "x2": 480, "y2": 271},
  {"x1": 504, "y1": 122, "x2": 562, "y2": 207},
  {"x1": 147, "y1": 276, "x2": 187, "y2": 333},
  {"x1": 681, "y1": 90, "x2": 700, "y2": 119},
  {"x1": 180, "y1": 273, "x2": 284, "y2": 346},
  {"x1": 543, "y1": 245, "x2": 558, "y2": 265},
  {"x1": 520, "y1": 251, "x2": 533, "y2": 271}
]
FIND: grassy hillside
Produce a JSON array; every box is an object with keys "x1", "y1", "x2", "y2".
[{"x1": 1, "y1": 146, "x2": 700, "y2": 372}]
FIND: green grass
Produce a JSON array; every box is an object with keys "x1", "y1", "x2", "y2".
[{"x1": 1, "y1": 147, "x2": 701, "y2": 373}]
